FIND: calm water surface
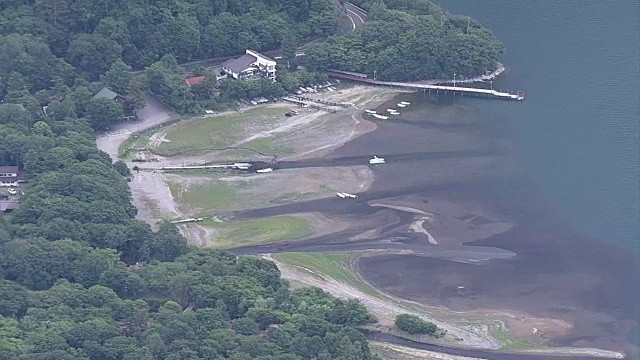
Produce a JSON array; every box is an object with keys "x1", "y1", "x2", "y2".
[
  {"x1": 441, "y1": 0, "x2": 639, "y2": 352},
  {"x1": 360, "y1": 0, "x2": 640, "y2": 354},
  {"x1": 434, "y1": 0, "x2": 639, "y2": 257}
]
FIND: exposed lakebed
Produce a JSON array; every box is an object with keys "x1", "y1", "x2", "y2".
[{"x1": 235, "y1": 94, "x2": 639, "y2": 356}]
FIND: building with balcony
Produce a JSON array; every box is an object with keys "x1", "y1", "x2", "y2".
[{"x1": 222, "y1": 50, "x2": 277, "y2": 81}]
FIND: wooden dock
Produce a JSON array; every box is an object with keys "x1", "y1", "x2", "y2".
[{"x1": 327, "y1": 69, "x2": 525, "y2": 101}]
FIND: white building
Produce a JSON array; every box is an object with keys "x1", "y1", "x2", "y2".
[
  {"x1": 0, "y1": 166, "x2": 19, "y2": 187},
  {"x1": 222, "y1": 50, "x2": 277, "y2": 81}
]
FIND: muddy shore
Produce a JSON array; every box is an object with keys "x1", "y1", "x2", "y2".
[
  {"x1": 233, "y1": 93, "x2": 638, "y2": 357},
  {"x1": 97, "y1": 87, "x2": 637, "y2": 358}
]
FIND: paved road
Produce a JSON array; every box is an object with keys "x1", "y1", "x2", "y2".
[
  {"x1": 364, "y1": 331, "x2": 620, "y2": 360},
  {"x1": 344, "y1": 2, "x2": 368, "y2": 30}
]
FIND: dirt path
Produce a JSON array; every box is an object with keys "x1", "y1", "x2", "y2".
[{"x1": 96, "y1": 92, "x2": 174, "y2": 160}]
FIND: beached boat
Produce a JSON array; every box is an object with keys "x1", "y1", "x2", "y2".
[
  {"x1": 372, "y1": 114, "x2": 389, "y2": 120},
  {"x1": 364, "y1": 109, "x2": 377, "y2": 114},
  {"x1": 256, "y1": 168, "x2": 273, "y2": 173},
  {"x1": 369, "y1": 156, "x2": 385, "y2": 165},
  {"x1": 400, "y1": 101, "x2": 411, "y2": 105},
  {"x1": 397, "y1": 103, "x2": 407, "y2": 108},
  {"x1": 386, "y1": 109, "x2": 397, "y2": 113}
]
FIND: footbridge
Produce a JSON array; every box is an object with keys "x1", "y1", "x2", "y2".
[{"x1": 327, "y1": 69, "x2": 525, "y2": 101}]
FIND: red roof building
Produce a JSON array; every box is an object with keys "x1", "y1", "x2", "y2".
[{"x1": 185, "y1": 76, "x2": 205, "y2": 87}]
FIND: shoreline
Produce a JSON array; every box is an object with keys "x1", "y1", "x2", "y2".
[{"x1": 95, "y1": 81, "x2": 630, "y2": 359}]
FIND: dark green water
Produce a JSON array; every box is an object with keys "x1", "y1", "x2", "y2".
[{"x1": 436, "y1": 0, "x2": 639, "y2": 255}]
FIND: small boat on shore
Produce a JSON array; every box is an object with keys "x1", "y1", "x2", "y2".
[
  {"x1": 364, "y1": 109, "x2": 377, "y2": 114},
  {"x1": 386, "y1": 109, "x2": 397, "y2": 113},
  {"x1": 397, "y1": 103, "x2": 407, "y2": 108},
  {"x1": 400, "y1": 101, "x2": 411, "y2": 105},
  {"x1": 372, "y1": 114, "x2": 389, "y2": 120},
  {"x1": 336, "y1": 192, "x2": 358, "y2": 199},
  {"x1": 369, "y1": 156, "x2": 385, "y2": 165}
]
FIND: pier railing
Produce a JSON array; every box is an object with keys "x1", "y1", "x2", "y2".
[{"x1": 327, "y1": 70, "x2": 525, "y2": 101}]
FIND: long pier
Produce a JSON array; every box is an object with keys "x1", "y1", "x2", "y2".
[{"x1": 327, "y1": 69, "x2": 525, "y2": 101}]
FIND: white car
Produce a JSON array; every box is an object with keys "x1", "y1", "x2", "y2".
[{"x1": 7, "y1": 188, "x2": 17, "y2": 195}]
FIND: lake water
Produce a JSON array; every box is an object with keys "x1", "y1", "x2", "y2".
[
  {"x1": 433, "y1": 0, "x2": 639, "y2": 258},
  {"x1": 355, "y1": 0, "x2": 639, "y2": 356}
]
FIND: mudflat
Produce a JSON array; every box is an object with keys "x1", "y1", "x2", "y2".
[{"x1": 340, "y1": 96, "x2": 639, "y2": 355}]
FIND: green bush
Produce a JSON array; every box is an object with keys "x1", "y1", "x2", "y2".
[{"x1": 395, "y1": 314, "x2": 440, "y2": 336}]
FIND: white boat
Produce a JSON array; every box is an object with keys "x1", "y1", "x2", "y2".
[
  {"x1": 233, "y1": 162, "x2": 252, "y2": 170},
  {"x1": 400, "y1": 101, "x2": 411, "y2": 105},
  {"x1": 386, "y1": 109, "x2": 397, "y2": 113},
  {"x1": 369, "y1": 156, "x2": 385, "y2": 165},
  {"x1": 397, "y1": 103, "x2": 407, "y2": 108},
  {"x1": 336, "y1": 192, "x2": 347, "y2": 198},
  {"x1": 256, "y1": 168, "x2": 273, "y2": 173},
  {"x1": 336, "y1": 192, "x2": 358, "y2": 199},
  {"x1": 364, "y1": 109, "x2": 377, "y2": 114},
  {"x1": 372, "y1": 114, "x2": 389, "y2": 120},
  {"x1": 389, "y1": 111, "x2": 399, "y2": 115}
]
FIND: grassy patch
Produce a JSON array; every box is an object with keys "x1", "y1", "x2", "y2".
[
  {"x1": 203, "y1": 216, "x2": 312, "y2": 249},
  {"x1": 118, "y1": 128, "x2": 156, "y2": 159},
  {"x1": 241, "y1": 137, "x2": 294, "y2": 156},
  {"x1": 490, "y1": 320, "x2": 538, "y2": 351},
  {"x1": 156, "y1": 107, "x2": 285, "y2": 154},
  {"x1": 275, "y1": 252, "x2": 378, "y2": 295},
  {"x1": 269, "y1": 192, "x2": 317, "y2": 204},
  {"x1": 169, "y1": 180, "x2": 239, "y2": 212}
]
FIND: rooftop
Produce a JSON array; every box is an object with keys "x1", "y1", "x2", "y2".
[
  {"x1": 223, "y1": 54, "x2": 257, "y2": 74},
  {"x1": 185, "y1": 76, "x2": 205, "y2": 87},
  {"x1": 93, "y1": 87, "x2": 121, "y2": 100},
  {"x1": 0, "y1": 166, "x2": 18, "y2": 173},
  {"x1": 247, "y1": 49, "x2": 276, "y2": 63}
]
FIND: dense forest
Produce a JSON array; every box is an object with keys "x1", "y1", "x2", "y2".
[
  {"x1": 304, "y1": 0, "x2": 505, "y2": 81},
  {"x1": 0, "y1": 0, "x2": 339, "y2": 115},
  {"x1": 0, "y1": 1, "x2": 385, "y2": 358}
]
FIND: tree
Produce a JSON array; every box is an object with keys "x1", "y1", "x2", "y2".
[
  {"x1": 281, "y1": 30, "x2": 300, "y2": 62},
  {"x1": 394, "y1": 314, "x2": 440, "y2": 336},
  {"x1": 87, "y1": 98, "x2": 124, "y2": 130},
  {"x1": 127, "y1": 78, "x2": 146, "y2": 109},
  {"x1": 232, "y1": 318, "x2": 260, "y2": 335},
  {"x1": 140, "y1": 221, "x2": 189, "y2": 262},
  {"x1": 101, "y1": 59, "x2": 132, "y2": 95},
  {"x1": 66, "y1": 34, "x2": 123, "y2": 80},
  {"x1": 31, "y1": 121, "x2": 53, "y2": 137},
  {"x1": 113, "y1": 160, "x2": 131, "y2": 178}
]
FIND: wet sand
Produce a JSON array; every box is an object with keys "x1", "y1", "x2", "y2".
[
  {"x1": 344, "y1": 94, "x2": 639, "y2": 355},
  {"x1": 233, "y1": 92, "x2": 639, "y2": 357}
]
